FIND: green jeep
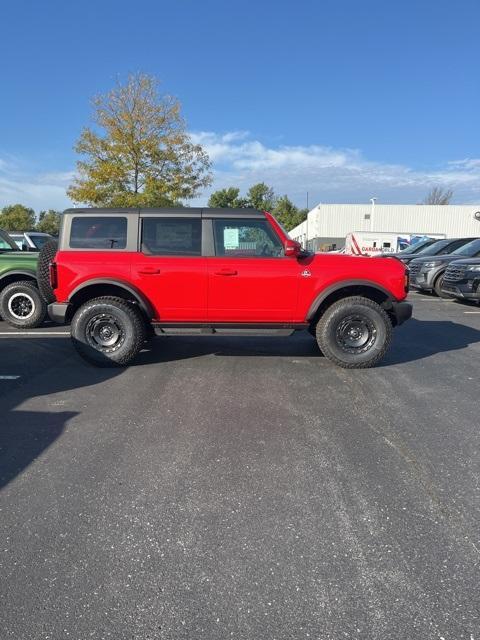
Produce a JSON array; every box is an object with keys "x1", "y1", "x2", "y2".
[{"x1": 0, "y1": 229, "x2": 47, "y2": 328}]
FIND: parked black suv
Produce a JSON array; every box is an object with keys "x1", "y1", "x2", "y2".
[
  {"x1": 442, "y1": 257, "x2": 480, "y2": 302},
  {"x1": 409, "y1": 238, "x2": 479, "y2": 296}
]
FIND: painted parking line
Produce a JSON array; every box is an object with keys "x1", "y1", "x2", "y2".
[
  {"x1": 0, "y1": 375, "x2": 20, "y2": 380},
  {"x1": 0, "y1": 331, "x2": 70, "y2": 336},
  {"x1": 464, "y1": 311, "x2": 480, "y2": 314}
]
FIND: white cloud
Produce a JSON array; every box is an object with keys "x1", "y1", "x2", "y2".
[
  {"x1": 447, "y1": 158, "x2": 480, "y2": 170},
  {"x1": 190, "y1": 131, "x2": 480, "y2": 207},
  {"x1": 0, "y1": 158, "x2": 73, "y2": 212},
  {"x1": 1, "y1": 134, "x2": 480, "y2": 211}
]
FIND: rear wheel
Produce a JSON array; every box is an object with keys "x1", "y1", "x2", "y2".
[
  {"x1": 315, "y1": 296, "x2": 392, "y2": 369},
  {"x1": 71, "y1": 296, "x2": 146, "y2": 367},
  {"x1": 0, "y1": 281, "x2": 47, "y2": 328}
]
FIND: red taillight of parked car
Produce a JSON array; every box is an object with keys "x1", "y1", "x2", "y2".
[{"x1": 49, "y1": 262, "x2": 58, "y2": 289}]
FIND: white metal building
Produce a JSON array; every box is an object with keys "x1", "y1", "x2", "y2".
[{"x1": 289, "y1": 203, "x2": 480, "y2": 251}]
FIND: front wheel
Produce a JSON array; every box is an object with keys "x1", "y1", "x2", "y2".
[
  {"x1": 0, "y1": 281, "x2": 47, "y2": 328},
  {"x1": 315, "y1": 296, "x2": 393, "y2": 369},
  {"x1": 71, "y1": 296, "x2": 146, "y2": 367},
  {"x1": 434, "y1": 273, "x2": 449, "y2": 298}
]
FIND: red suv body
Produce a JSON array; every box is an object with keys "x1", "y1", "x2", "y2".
[{"x1": 46, "y1": 208, "x2": 411, "y2": 368}]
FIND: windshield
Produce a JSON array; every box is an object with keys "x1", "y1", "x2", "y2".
[
  {"x1": 415, "y1": 239, "x2": 452, "y2": 256},
  {"x1": 8, "y1": 234, "x2": 24, "y2": 249},
  {"x1": 0, "y1": 230, "x2": 19, "y2": 251},
  {"x1": 29, "y1": 234, "x2": 51, "y2": 249},
  {"x1": 451, "y1": 238, "x2": 480, "y2": 256},
  {"x1": 398, "y1": 238, "x2": 436, "y2": 255}
]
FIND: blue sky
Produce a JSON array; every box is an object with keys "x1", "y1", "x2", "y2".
[{"x1": 0, "y1": 0, "x2": 479, "y2": 211}]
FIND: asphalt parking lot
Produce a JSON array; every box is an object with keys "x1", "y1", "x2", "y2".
[{"x1": 1, "y1": 293, "x2": 479, "y2": 640}]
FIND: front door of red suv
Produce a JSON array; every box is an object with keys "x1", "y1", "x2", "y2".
[
  {"x1": 207, "y1": 218, "x2": 299, "y2": 322},
  {"x1": 131, "y1": 215, "x2": 207, "y2": 321}
]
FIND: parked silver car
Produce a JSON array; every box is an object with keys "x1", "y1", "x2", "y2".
[{"x1": 9, "y1": 231, "x2": 53, "y2": 252}]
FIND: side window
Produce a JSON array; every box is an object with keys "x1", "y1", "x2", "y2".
[
  {"x1": 213, "y1": 219, "x2": 284, "y2": 257},
  {"x1": 141, "y1": 218, "x2": 201, "y2": 256},
  {"x1": 70, "y1": 216, "x2": 127, "y2": 249}
]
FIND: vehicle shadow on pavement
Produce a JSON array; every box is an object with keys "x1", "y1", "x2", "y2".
[
  {"x1": 134, "y1": 331, "x2": 322, "y2": 364},
  {"x1": 1, "y1": 317, "x2": 478, "y2": 489},
  {"x1": 132, "y1": 319, "x2": 480, "y2": 367},
  {"x1": 383, "y1": 318, "x2": 480, "y2": 365},
  {"x1": 0, "y1": 410, "x2": 78, "y2": 490},
  {"x1": 0, "y1": 338, "x2": 124, "y2": 490}
]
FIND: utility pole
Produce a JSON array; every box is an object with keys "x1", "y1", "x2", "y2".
[{"x1": 305, "y1": 192, "x2": 309, "y2": 249}]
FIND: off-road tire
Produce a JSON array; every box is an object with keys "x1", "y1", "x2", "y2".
[
  {"x1": 315, "y1": 296, "x2": 393, "y2": 369},
  {"x1": 433, "y1": 273, "x2": 449, "y2": 298},
  {"x1": 36, "y1": 239, "x2": 58, "y2": 303},
  {"x1": 71, "y1": 296, "x2": 146, "y2": 367},
  {"x1": 0, "y1": 281, "x2": 47, "y2": 328}
]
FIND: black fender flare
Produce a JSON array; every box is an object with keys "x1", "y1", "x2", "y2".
[
  {"x1": 306, "y1": 279, "x2": 395, "y2": 320},
  {"x1": 0, "y1": 270, "x2": 37, "y2": 286},
  {"x1": 69, "y1": 279, "x2": 155, "y2": 319}
]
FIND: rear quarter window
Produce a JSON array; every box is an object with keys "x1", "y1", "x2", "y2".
[{"x1": 70, "y1": 217, "x2": 127, "y2": 249}]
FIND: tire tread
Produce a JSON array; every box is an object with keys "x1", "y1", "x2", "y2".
[{"x1": 36, "y1": 239, "x2": 58, "y2": 303}]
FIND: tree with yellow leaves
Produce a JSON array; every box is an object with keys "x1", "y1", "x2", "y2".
[{"x1": 68, "y1": 74, "x2": 212, "y2": 207}]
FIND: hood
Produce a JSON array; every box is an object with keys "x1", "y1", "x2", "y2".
[
  {"x1": 409, "y1": 254, "x2": 473, "y2": 266},
  {"x1": 384, "y1": 252, "x2": 404, "y2": 258},
  {"x1": 445, "y1": 257, "x2": 480, "y2": 267},
  {"x1": 389, "y1": 254, "x2": 418, "y2": 264},
  {"x1": 309, "y1": 251, "x2": 406, "y2": 273}
]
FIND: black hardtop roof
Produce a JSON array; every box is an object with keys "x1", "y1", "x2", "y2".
[{"x1": 63, "y1": 207, "x2": 265, "y2": 218}]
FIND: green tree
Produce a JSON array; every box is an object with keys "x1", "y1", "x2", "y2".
[
  {"x1": 36, "y1": 209, "x2": 62, "y2": 235},
  {"x1": 0, "y1": 204, "x2": 36, "y2": 231},
  {"x1": 208, "y1": 187, "x2": 246, "y2": 208},
  {"x1": 68, "y1": 73, "x2": 212, "y2": 207},
  {"x1": 272, "y1": 196, "x2": 308, "y2": 231},
  {"x1": 245, "y1": 182, "x2": 277, "y2": 211}
]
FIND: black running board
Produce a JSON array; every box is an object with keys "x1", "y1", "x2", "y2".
[{"x1": 152, "y1": 322, "x2": 309, "y2": 337}]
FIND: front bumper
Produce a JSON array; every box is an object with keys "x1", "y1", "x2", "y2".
[
  {"x1": 410, "y1": 264, "x2": 447, "y2": 292},
  {"x1": 411, "y1": 279, "x2": 432, "y2": 291},
  {"x1": 48, "y1": 302, "x2": 69, "y2": 324},
  {"x1": 410, "y1": 270, "x2": 435, "y2": 291},
  {"x1": 390, "y1": 301, "x2": 413, "y2": 326},
  {"x1": 441, "y1": 283, "x2": 480, "y2": 299}
]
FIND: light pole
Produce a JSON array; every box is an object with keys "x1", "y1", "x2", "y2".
[{"x1": 369, "y1": 197, "x2": 377, "y2": 231}]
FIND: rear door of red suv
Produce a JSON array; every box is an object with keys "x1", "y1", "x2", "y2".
[
  {"x1": 205, "y1": 214, "x2": 299, "y2": 322},
  {"x1": 130, "y1": 212, "x2": 208, "y2": 321}
]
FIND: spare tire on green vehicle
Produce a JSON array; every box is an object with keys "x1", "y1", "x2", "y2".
[{"x1": 36, "y1": 238, "x2": 58, "y2": 303}]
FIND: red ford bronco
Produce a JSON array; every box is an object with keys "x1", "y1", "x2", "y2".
[{"x1": 41, "y1": 208, "x2": 412, "y2": 368}]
